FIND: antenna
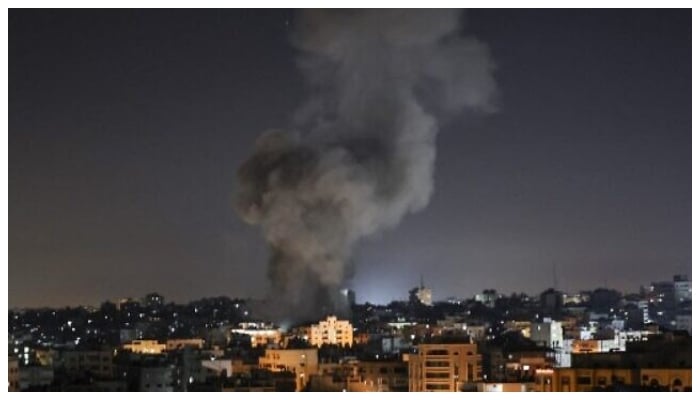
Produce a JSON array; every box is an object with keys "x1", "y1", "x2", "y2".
[{"x1": 552, "y1": 262, "x2": 558, "y2": 291}]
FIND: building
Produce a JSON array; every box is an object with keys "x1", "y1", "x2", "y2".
[
  {"x1": 675, "y1": 313, "x2": 691, "y2": 335},
  {"x1": 18, "y1": 365, "x2": 54, "y2": 390},
  {"x1": 407, "y1": 342, "x2": 482, "y2": 392},
  {"x1": 311, "y1": 359, "x2": 408, "y2": 392},
  {"x1": 120, "y1": 328, "x2": 144, "y2": 344},
  {"x1": 166, "y1": 338, "x2": 205, "y2": 351},
  {"x1": 540, "y1": 288, "x2": 564, "y2": 316},
  {"x1": 218, "y1": 369, "x2": 296, "y2": 392},
  {"x1": 354, "y1": 333, "x2": 371, "y2": 346},
  {"x1": 201, "y1": 359, "x2": 239, "y2": 378},
  {"x1": 571, "y1": 333, "x2": 691, "y2": 370},
  {"x1": 8, "y1": 356, "x2": 19, "y2": 392},
  {"x1": 503, "y1": 352, "x2": 552, "y2": 382},
  {"x1": 341, "y1": 288, "x2": 356, "y2": 307},
  {"x1": 477, "y1": 382, "x2": 529, "y2": 392},
  {"x1": 230, "y1": 326, "x2": 282, "y2": 348},
  {"x1": 505, "y1": 321, "x2": 532, "y2": 338},
  {"x1": 139, "y1": 365, "x2": 175, "y2": 392},
  {"x1": 673, "y1": 275, "x2": 691, "y2": 304},
  {"x1": 143, "y1": 292, "x2": 164, "y2": 308},
  {"x1": 123, "y1": 340, "x2": 166, "y2": 354},
  {"x1": 646, "y1": 281, "x2": 675, "y2": 310},
  {"x1": 533, "y1": 367, "x2": 691, "y2": 391},
  {"x1": 62, "y1": 349, "x2": 114, "y2": 379},
  {"x1": 258, "y1": 348, "x2": 319, "y2": 391},
  {"x1": 568, "y1": 338, "x2": 625, "y2": 354},
  {"x1": 530, "y1": 319, "x2": 563, "y2": 350},
  {"x1": 639, "y1": 368, "x2": 692, "y2": 391},
  {"x1": 381, "y1": 336, "x2": 411, "y2": 355},
  {"x1": 532, "y1": 334, "x2": 693, "y2": 391},
  {"x1": 308, "y1": 315, "x2": 353, "y2": 348},
  {"x1": 353, "y1": 360, "x2": 408, "y2": 391},
  {"x1": 61, "y1": 380, "x2": 128, "y2": 391}
]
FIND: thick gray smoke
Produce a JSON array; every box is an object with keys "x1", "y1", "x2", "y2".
[{"x1": 236, "y1": 10, "x2": 497, "y2": 322}]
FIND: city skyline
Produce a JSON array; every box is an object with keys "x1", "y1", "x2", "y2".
[
  {"x1": 9, "y1": 9, "x2": 691, "y2": 309},
  {"x1": 8, "y1": 271, "x2": 691, "y2": 392},
  {"x1": 6, "y1": 274, "x2": 690, "y2": 310}
]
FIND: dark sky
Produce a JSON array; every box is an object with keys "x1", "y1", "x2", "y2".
[{"x1": 9, "y1": 9, "x2": 691, "y2": 308}]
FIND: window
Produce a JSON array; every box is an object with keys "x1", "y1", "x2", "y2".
[
  {"x1": 425, "y1": 361, "x2": 449, "y2": 367},
  {"x1": 426, "y1": 384, "x2": 450, "y2": 390},
  {"x1": 426, "y1": 372, "x2": 450, "y2": 379},
  {"x1": 427, "y1": 349, "x2": 449, "y2": 356},
  {"x1": 577, "y1": 376, "x2": 592, "y2": 385}
]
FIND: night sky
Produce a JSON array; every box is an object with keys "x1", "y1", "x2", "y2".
[{"x1": 9, "y1": 9, "x2": 691, "y2": 308}]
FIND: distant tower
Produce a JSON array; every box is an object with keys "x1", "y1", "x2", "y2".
[{"x1": 340, "y1": 288, "x2": 356, "y2": 307}]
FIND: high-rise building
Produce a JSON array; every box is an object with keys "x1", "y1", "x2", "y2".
[
  {"x1": 308, "y1": 315, "x2": 353, "y2": 348},
  {"x1": 407, "y1": 342, "x2": 482, "y2": 392},
  {"x1": 673, "y1": 274, "x2": 691, "y2": 304}
]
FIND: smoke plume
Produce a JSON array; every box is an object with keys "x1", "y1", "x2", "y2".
[{"x1": 236, "y1": 10, "x2": 497, "y2": 322}]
